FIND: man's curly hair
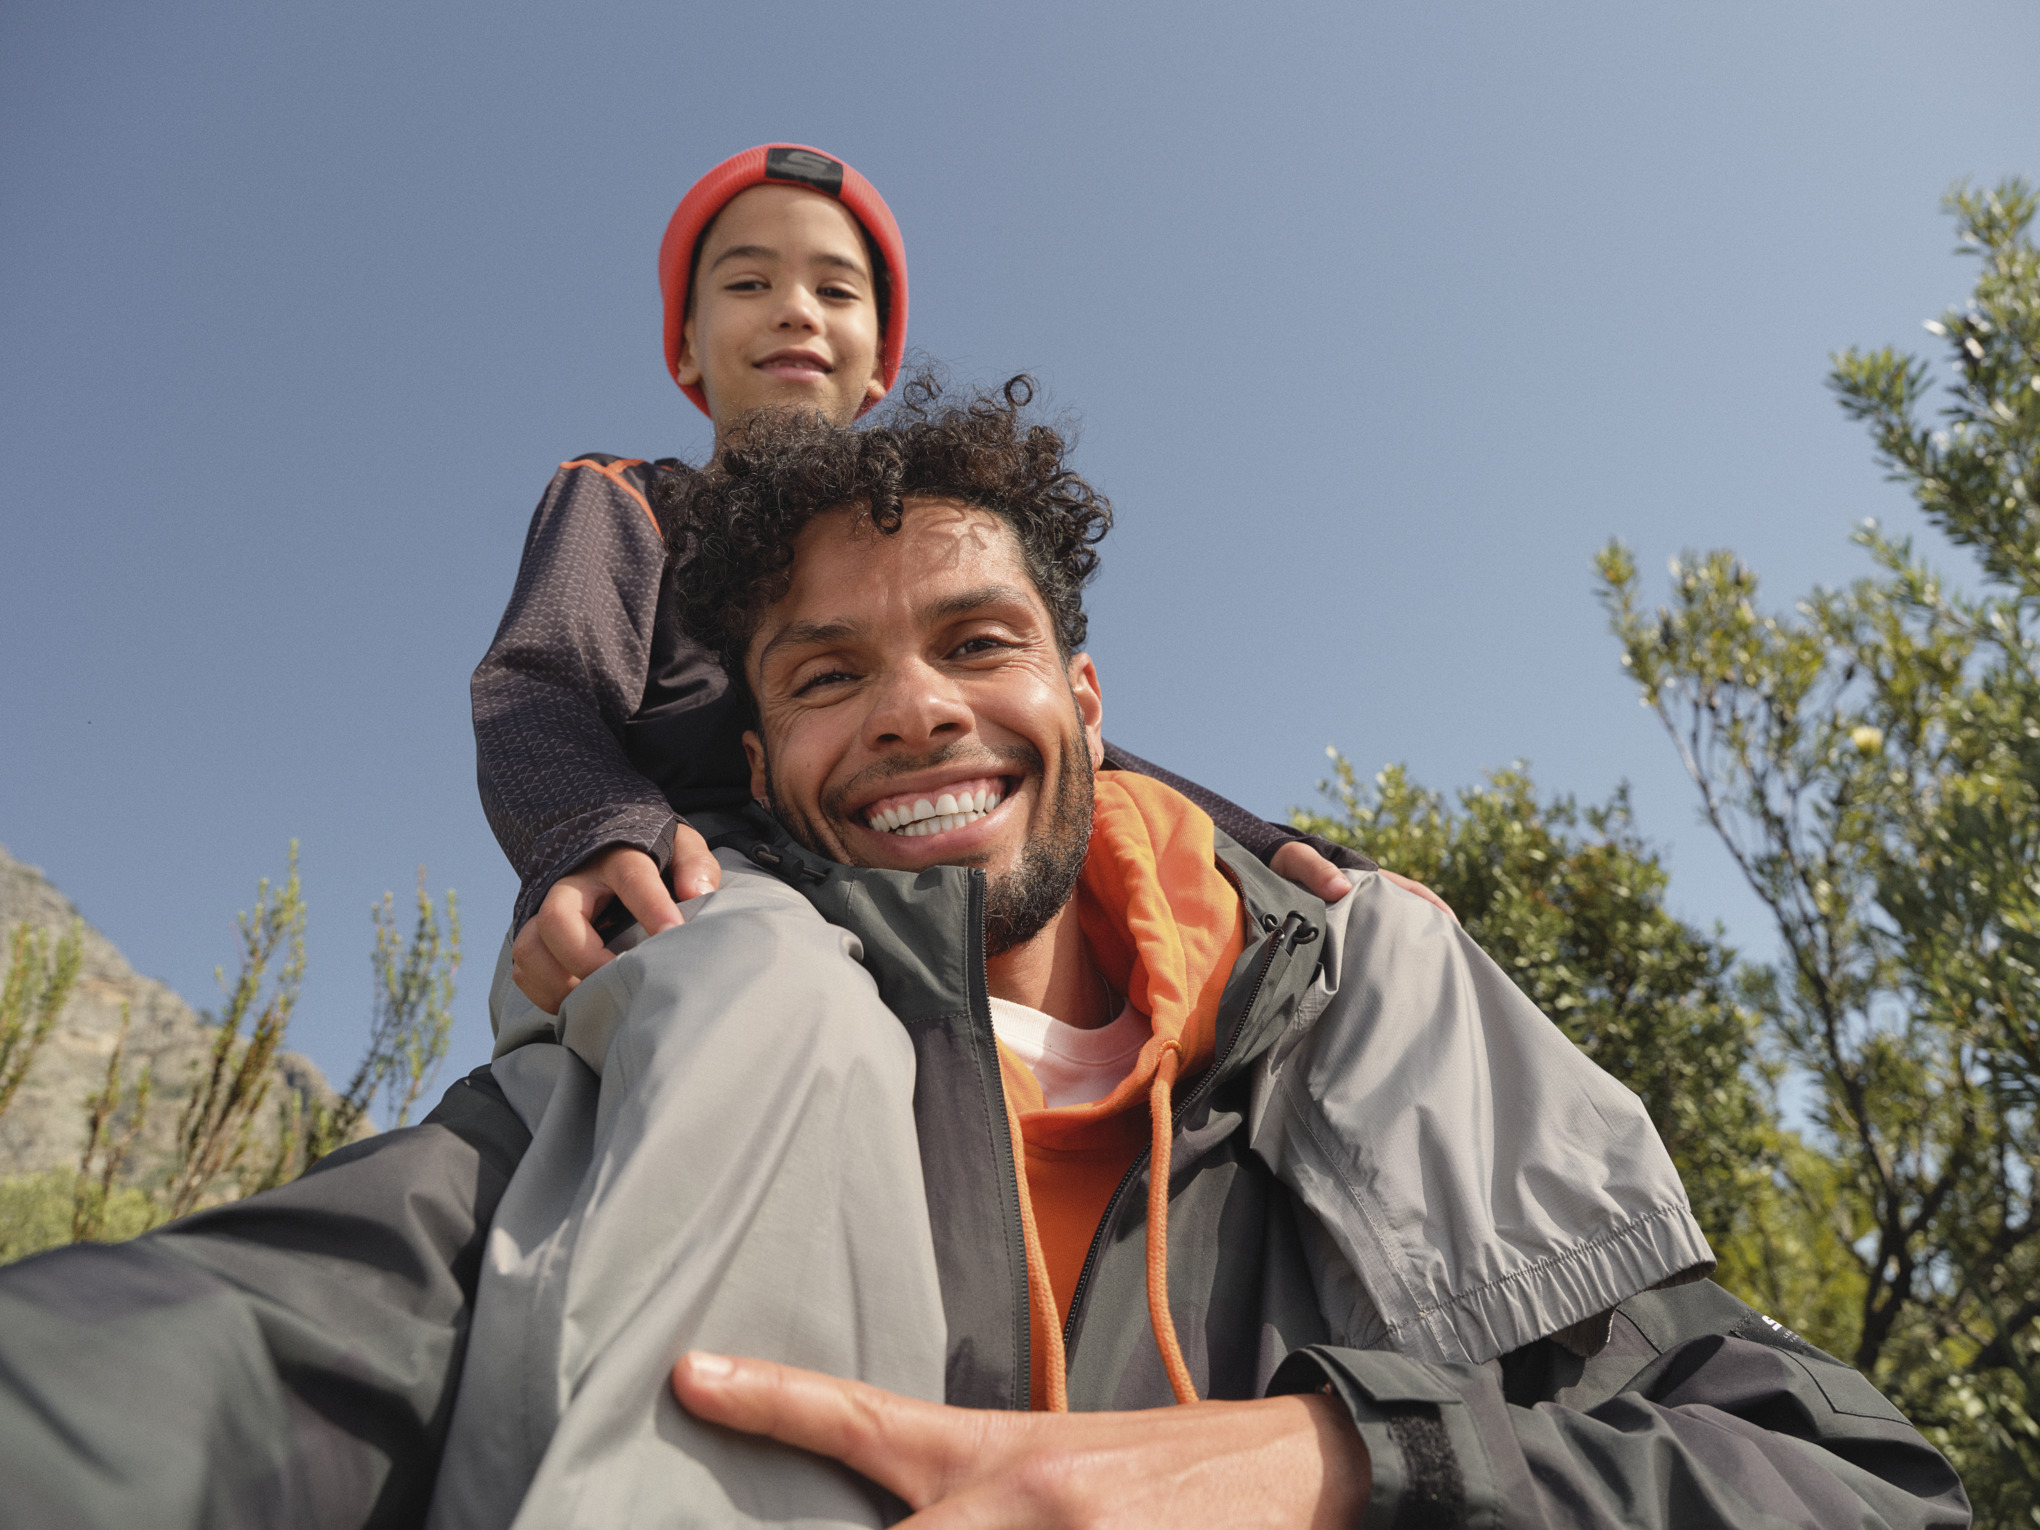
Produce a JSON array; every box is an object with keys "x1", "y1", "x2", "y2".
[{"x1": 655, "y1": 374, "x2": 1112, "y2": 705}]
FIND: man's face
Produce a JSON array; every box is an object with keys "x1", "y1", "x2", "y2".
[
  {"x1": 741, "y1": 500, "x2": 1105, "y2": 949},
  {"x1": 676, "y1": 184, "x2": 887, "y2": 427}
]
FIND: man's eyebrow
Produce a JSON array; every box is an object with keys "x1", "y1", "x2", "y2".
[{"x1": 921, "y1": 584, "x2": 1033, "y2": 623}]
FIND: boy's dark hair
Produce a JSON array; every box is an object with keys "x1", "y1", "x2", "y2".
[{"x1": 656, "y1": 374, "x2": 1111, "y2": 706}]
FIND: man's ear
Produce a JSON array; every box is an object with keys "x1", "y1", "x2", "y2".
[
  {"x1": 1067, "y1": 652, "x2": 1105, "y2": 770},
  {"x1": 675, "y1": 314, "x2": 704, "y2": 390},
  {"x1": 742, "y1": 729, "x2": 770, "y2": 808}
]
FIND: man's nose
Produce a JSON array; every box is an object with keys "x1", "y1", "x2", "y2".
[{"x1": 863, "y1": 661, "x2": 970, "y2": 749}]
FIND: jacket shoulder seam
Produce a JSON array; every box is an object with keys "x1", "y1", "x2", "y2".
[{"x1": 560, "y1": 456, "x2": 660, "y2": 536}]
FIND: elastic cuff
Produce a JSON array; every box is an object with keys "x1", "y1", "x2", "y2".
[
  {"x1": 1251, "y1": 822, "x2": 1381, "y2": 874},
  {"x1": 1269, "y1": 1347, "x2": 1494, "y2": 1529},
  {"x1": 1292, "y1": 829, "x2": 1377, "y2": 873},
  {"x1": 513, "y1": 812, "x2": 683, "y2": 931},
  {"x1": 650, "y1": 815, "x2": 681, "y2": 873}
]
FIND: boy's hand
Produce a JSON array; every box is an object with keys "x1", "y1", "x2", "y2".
[
  {"x1": 1269, "y1": 842, "x2": 1456, "y2": 922},
  {"x1": 512, "y1": 829, "x2": 722, "y2": 1013},
  {"x1": 671, "y1": 1352, "x2": 1369, "y2": 1530}
]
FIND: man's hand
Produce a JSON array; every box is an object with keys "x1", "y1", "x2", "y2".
[
  {"x1": 510, "y1": 827, "x2": 723, "y2": 1012},
  {"x1": 672, "y1": 1352, "x2": 1369, "y2": 1530},
  {"x1": 1270, "y1": 841, "x2": 1457, "y2": 922}
]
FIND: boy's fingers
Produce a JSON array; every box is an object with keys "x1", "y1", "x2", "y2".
[
  {"x1": 673, "y1": 1353, "x2": 978, "y2": 1508},
  {"x1": 1379, "y1": 870, "x2": 1457, "y2": 922},
  {"x1": 510, "y1": 921, "x2": 581, "y2": 1013},
  {"x1": 532, "y1": 880, "x2": 618, "y2": 980},
  {"x1": 669, "y1": 823, "x2": 723, "y2": 902},
  {"x1": 609, "y1": 850, "x2": 685, "y2": 934},
  {"x1": 1269, "y1": 842, "x2": 1354, "y2": 902}
]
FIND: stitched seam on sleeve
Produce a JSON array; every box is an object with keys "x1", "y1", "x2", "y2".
[{"x1": 562, "y1": 457, "x2": 660, "y2": 535}]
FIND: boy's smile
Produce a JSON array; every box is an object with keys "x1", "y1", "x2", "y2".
[{"x1": 676, "y1": 184, "x2": 887, "y2": 429}]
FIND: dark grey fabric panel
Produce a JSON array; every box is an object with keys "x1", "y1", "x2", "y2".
[
  {"x1": 1270, "y1": 1279, "x2": 1970, "y2": 1530},
  {"x1": 1063, "y1": 1118, "x2": 1331, "y2": 1411},
  {"x1": 904, "y1": 1009, "x2": 1031, "y2": 1412},
  {"x1": 0, "y1": 1067, "x2": 530, "y2": 1530}
]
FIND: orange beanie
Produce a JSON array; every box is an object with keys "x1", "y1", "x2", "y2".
[{"x1": 657, "y1": 144, "x2": 909, "y2": 419}]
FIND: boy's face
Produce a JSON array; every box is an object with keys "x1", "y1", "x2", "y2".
[{"x1": 677, "y1": 184, "x2": 888, "y2": 428}]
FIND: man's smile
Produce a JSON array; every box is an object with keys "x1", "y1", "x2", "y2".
[{"x1": 861, "y1": 774, "x2": 1011, "y2": 837}]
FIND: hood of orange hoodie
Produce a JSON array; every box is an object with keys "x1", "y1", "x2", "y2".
[{"x1": 995, "y1": 772, "x2": 1248, "y2": 1139}]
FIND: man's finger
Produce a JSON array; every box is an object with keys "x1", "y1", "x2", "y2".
[
  {"x1": 673, "y1": 1353, "x2": 979, "y2": 1508},
  {"x1": 610, "y1": 849, "x2": 686, "y2": 934},
  {"x1": 669, "y1": 823, "x2": 723, "y2": 902}
]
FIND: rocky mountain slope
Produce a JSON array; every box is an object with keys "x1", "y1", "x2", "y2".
[{"x1": 0, "y1": 842, "x2": 335, "y2": 1182}]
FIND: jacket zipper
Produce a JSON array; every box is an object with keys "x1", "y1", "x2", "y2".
[{"x1": 1057, "y1": 913, "x2": 1300, "y2": 1353}]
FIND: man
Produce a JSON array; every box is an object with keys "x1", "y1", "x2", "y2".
[
  {"x1": 0, "y1": 383, "x2": 1966, "y2": 1528},
  {"x1": 434, "y1": 381, "x2": 1964, "y2": 1526}
]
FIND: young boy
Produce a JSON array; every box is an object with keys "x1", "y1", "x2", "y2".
[{"x1": 473, "y1": 143, "x2": 1395, "y2": 1017}]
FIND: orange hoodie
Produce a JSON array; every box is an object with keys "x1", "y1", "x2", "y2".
[{"x1": 994, "y1": 772, "x2": 1248, "y2": 1410}]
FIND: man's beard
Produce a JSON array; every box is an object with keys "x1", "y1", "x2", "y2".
[
  {"x1": 982, "y1": 733, "x2": 1093, "y2": 957},
  {"x1": 763, "y1": 730, "x2": 1095, "y2": 960}
]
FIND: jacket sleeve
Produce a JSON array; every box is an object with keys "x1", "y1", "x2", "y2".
[
  {"x1": 472, "y1": 459, "x2": 683, "y2": 930},
  {"x1": 1100, "y1": 741, "x2": 1376, "y2": 872},
  {"x1": 1269, "y1": 1280, "x2": 1968, "y2": 1529},
  {"x1": 0, "y1": 1067, "x2": 531, "y2": 1530}
]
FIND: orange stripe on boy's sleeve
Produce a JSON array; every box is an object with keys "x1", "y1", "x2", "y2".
[{"x1": 562, "y1": 457, "x2": 661, "y2": 536}]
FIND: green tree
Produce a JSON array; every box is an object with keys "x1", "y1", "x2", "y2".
[
  {"x1": 295, "y1": 872, "x2": 461, "y2": 1163},
  {"x1": 166, "y1": 846, "x2": 307, "y2": 1217},
  {"x1": 1294, "y1": 758, "x2": 1792, "y2": 1302},
  {"x1": 1598, "y1": 178, "x2": 2040, "y2": 1516},
  {"x1": 0, "y1": 919, "x2": 82, "y2": 1123}
]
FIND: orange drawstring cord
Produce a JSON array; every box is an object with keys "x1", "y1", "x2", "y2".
[
  {"x1": 1004, "y1": 1088, "x2": 1069, "y2": 1411},
  {"x1": 1146, "y1": 1044, "x2": 1199, "y2": 1405}
]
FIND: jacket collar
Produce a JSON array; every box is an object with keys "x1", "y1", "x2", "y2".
[{"x1": 696, "y1": 802, "x2": 1330, "y2": 1090}]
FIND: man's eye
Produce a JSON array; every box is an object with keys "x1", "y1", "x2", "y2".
[
  {"x1": 794, "y1": 668, "x2": 857, "y2": 695},
  {"x1": 952, "y1": 636, "x2": 1008, "y2": 658}
]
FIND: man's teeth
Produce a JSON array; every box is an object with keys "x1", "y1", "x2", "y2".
[{"x1": 867, "y1": 786, "x2": 1003, "y2": 836}]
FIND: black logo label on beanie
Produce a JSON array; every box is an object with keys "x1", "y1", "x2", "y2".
[{"x1": 764, "y1": 147, "x2": 844, "y2": 197}]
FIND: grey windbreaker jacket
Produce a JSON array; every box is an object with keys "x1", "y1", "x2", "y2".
[{"x1": 0, "y1": 807, "x2": 1968, "y2": 1528}]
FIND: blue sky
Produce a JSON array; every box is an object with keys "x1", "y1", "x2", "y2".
[{"x1": 4, "y1": 1, "x2": 2037, "y2": 1097}]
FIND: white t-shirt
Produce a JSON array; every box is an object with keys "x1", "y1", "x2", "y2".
[{"x1": 988, "y1": 995, "x2": 1150, "y2": 1109}]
